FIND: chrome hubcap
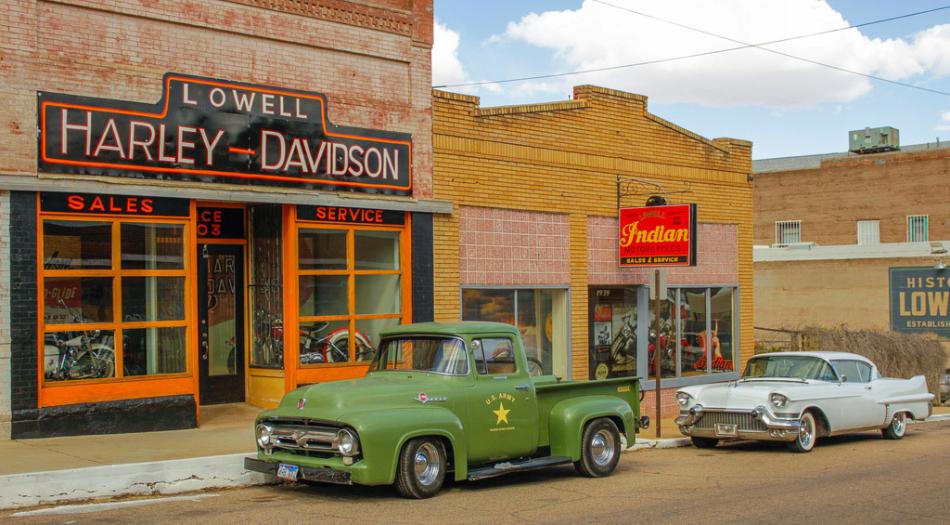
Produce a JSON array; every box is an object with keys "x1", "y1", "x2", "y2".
[
  {"x1": 893, "y1": 414, "x2": 906, "y2": 435},
  {"x1": 414, "y1": 443, "x2": 441, "y2": 486},
  {"x1": 591, "y1": 430, "x2": 616, "y2": 466},
  {"x1": 799, "y1": 416, "x2": 814, "y2": 448}
]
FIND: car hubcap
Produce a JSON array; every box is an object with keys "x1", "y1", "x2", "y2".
[
  {"x1": 591, "y1": 430, "x2": 615, "y2": 466},
  {"x1": 414, "y1": 443, "x2": 441, "y2": 486},
  {"x1": 893, "y1": 414, "x2": 905, "y2": 435},
  {"x1": 799, "y1": 417, "x2": 814, "y2": 448}
]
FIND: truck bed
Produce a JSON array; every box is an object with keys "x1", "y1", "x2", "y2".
[{"x1": 533, "y1": 376, "x2": 642, "y2": 447}]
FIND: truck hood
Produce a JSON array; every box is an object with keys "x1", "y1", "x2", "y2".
[
  {"x1": 272, "y1": 372, "x2": 462, "y2": 422},
  {"x1": 681, "y1": 379, "x2": 811, "y2": 410}
]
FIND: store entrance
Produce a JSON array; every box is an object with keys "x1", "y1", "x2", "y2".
[{"x1": 198, "y1": 244, "x2": 246, "y2": 405}]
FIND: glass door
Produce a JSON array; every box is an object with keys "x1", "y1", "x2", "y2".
[{"x1": 198, "y1": 244, "x2": 245, "y2": 404}]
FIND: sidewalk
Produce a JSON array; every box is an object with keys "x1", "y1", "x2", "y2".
[{"x1": 1, "y1": 404, "x2": 948, "y2": 510}]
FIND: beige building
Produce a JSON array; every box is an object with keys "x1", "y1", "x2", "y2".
[{"x1": 753, "y1": 138, "x2": 950, "y2": 347}]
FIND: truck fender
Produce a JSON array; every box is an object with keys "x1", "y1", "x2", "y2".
[
  {"x1": 548, "y1": 396, "x2": 635, "y2": 461},
  {"x1": 351, "y1": 408, "x2": 469, "y2": 485}
]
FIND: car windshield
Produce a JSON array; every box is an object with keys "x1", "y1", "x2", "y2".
[
  {"x1": 743, "y1": 355, "x2": 837, "y2": 381},
  {"x1": 370, "y1": 337, "x2": 470, "y2": 375}
]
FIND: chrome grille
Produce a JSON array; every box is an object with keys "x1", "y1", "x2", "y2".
[
  {"x1": 695, "y1": 410, "x2": 767, "y2": 432},
  {"x1": 263, "y1": 418, "x2": 341, "y2": 454}
]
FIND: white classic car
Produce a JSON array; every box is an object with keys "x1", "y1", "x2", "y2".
[{"x1": 675, "y1": 352, "x2": 934, "y2": 452}]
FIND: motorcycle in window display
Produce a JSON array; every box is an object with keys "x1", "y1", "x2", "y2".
[
  {"x1": 648, "y1": 316, "x2": 684, "y2": 376},
  {"x1": 44, "y1": 299, "x2": 115, "y2": 381},
  {"x1": 299, "y1": 321, "x2": 376, "y2": 365}
]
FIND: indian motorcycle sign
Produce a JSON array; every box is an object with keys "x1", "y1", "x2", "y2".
[
  {"x1": 618, "y1": 203, "x2": 697, "y2": 267},
  {"x1": 37, "y1": 73, "x2": 412, "y2": 195}
]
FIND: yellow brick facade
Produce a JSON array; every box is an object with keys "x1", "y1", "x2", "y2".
[{"x1": 432, "y1": 86, "x2": 753, "y2": 381}]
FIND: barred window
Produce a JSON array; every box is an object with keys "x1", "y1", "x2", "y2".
[
  {"x1": 774, "y1": 220, "x2": 801, "y2": 246},
  {"x1": 907, "y1": 215, "x2": 928, "y2": 242}
]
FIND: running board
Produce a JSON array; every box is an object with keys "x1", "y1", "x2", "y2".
[{"x1": 467, "y1": 456, "x2": 573, "y2": 481}]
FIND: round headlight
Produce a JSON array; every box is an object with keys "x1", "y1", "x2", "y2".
[
  {"x1": 770, "y1": 393, "x2": 788, "y2": 408},
  {"x1": 335, "y1": 428, "x2": 360, "y2": 457},
  {"x1": 676, "y1": 392, "x2": 692, "y2": 407},
  {"x1": 256, "y1": 423, "x2": 273, "y2": 448}
]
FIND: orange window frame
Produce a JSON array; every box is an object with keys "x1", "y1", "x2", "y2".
[
  {"x1": 289, "y1": 209, "x2": 412, "y2": 387},
  {"x1": 36, "y1": 200, "x2": 196, "y2": 408}
]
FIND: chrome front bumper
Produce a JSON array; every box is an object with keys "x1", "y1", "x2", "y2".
[{"x1": 675, "y1": 405, "x2": 802, "y2": 442}]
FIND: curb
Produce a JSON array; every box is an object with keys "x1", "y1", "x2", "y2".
[
  {"x1": 629, "y1": 437, "x2": 691, "y2": 450},
  {"x1": 0, "y1": 452, "x2": 269, "y2": 510}
]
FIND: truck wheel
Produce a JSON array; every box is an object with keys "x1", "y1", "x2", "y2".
[
  {"x1": 395, "y1": 437, "x2": 446, "y2": 499},
  {"x1": 690, "y1": 436, "x2": 719, "y2": 449},
  {"x1": 574, "y1": 418, "x2": 621, "y2": 477},
  {"x1": 882, "y1": 412, "x2": 906, "y2": 440}
]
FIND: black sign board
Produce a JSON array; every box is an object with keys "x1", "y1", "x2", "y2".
[
  {"x1": 40, "y1": 192, "x2": 189, "y2": 217},
  {"x1": 198, "y1": 207, "x2": 245, "y2": 239},
  {"x1": 297, "y1": 205, "x2": 405, "y2": 226},
  {"x1": 889, "y1": 267, "x2": 950, "y2": 335},
  {"x1": 38, "y1": 73, "x2": 412, "y2": 195}
]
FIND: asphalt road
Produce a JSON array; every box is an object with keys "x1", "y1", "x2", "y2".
[{"x1": 7, "y1": 420, "x2": 950, "y2": 525}]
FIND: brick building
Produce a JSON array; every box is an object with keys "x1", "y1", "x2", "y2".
[
  {"x1": 753, "y1": 140, "x2": 950, "y2": 348},
  {"x1": 431, "y1": 87, "x2": 753, "y2": 412},
  {"x1": 0, "y1": 0, "x2": 447, "y2": 439}
]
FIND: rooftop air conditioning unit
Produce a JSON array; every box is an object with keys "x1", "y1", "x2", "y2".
[{"x1": 849, "y1": 126, "x2": 899, "y2": 154}]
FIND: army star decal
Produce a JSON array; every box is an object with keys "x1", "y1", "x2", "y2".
[{"x1": 493, "y1": 402, "x2": 511, "y2": 425}]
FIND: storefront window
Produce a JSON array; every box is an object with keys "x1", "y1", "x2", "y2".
[
  {"x1": 297, "y1": 222, "x2": 405, "y2": 367},
  {"x1": 41, "y1": 217, "x2": 189, "y2": 383},
  {"x1": 648, "y1": 289, "x2": 678, "y2": 380},
  {"x1": 249, "y1": 206, "x2": 284, "y2": 368},
  {"x1": 462, "y1": 288, "x2": 568, "y2": 377},
  {"x1": 710, "y1": 287, "x2": 736, "y2": 372},
  {"x1": 588, "y1": 287, "x2": 638, "y2": 380},
  {"x1": 679, "y1": 288, "x2": 709, "y2": 376}
]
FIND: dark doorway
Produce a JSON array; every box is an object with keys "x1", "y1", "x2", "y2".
[{"x1": 198, "y1": 244, "x2": 245, "y2": 405}]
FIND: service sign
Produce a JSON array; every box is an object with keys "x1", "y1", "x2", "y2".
[
  {"x1": 38, "y1": 73, "x2": 412, "y2": 195},
  {"x1": 889, "y1": 267, "x2": 950, "y2": 335},
  {"x1": 618, "y1": 203, "x2": 697, "y2": 267}
]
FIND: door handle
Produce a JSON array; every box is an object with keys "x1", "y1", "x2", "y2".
[
  {"x1": 865, "y1": 386, "x2": 872, "y2": 390},
  {"x1": 515, "y1": 384, "x2": 530, "y2": 391}
]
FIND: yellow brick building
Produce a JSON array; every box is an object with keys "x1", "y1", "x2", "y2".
[{"x1": 431, "y1": 86, "x2": 752, "y2": 405}]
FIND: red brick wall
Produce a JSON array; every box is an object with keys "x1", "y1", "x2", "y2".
[
  {"x1": 0, "y1": 0, "x2": 433, "y2": 197},
  {"x1": 588, "y1": 218, "x2": 739, "y2": 285},
  {"x1": 458, "y1": 206, "x2": 570, "y2": 286}
]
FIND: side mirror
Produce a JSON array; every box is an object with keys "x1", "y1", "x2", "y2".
[{"x1": 840, "y1": 375, "x2": 848, "y2": 383}]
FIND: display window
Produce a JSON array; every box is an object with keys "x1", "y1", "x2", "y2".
[
  {"x1": 588, "y1": 285, "x2": 738, "y2": 381},
  {"x1": 461, "y1": 288, "x2": 569, "y2": 377},
  {"x1": 292, "y1": 211, "x2": 409, "y2": 372},
  {"x1": 38, "y1": 208, "x2": 193, "y2": 402}
]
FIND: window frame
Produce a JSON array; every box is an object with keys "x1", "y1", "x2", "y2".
[
  {"x1": 907, "y1": 215, "x2": 929, "y2": 242},
  {"x1": 293, "y1": 218, "x2": 410, "y2": 369},
  {"x1": 36, "y1": 206, "x2": 194, "y2": 406},
  {"x1": 774, "y1": 220, "x2": 801, "y2": 246},
  {"x1": 856, "y1": 219, "x2": 880, "y2": 245}
]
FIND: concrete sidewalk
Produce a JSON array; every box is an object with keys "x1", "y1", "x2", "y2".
[{"x1": 1, "y1": 405, "x2": 948, "y2": 510}]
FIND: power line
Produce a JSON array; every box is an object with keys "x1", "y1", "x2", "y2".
[
  {"x1": 434, "y1": 2, "x2": 950, "y2": 96},
  {"x1": 591, "y1": 0, "x2": 950, "y2": 97}
]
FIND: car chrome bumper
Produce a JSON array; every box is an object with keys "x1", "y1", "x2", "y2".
[
  {"x1": 244, "y1": 456, "x2": 353, "y2": 485},
  {"x1": 675, "y1": 405, "x2": 802, "y2": 442}
]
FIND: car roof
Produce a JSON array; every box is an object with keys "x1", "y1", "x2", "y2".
[
  {"x1": 750, "y1": 351, "x2": 875, "y2": 366},
  {"x1": 380, "y1": 321, "x2": 519, "y2": 337}
]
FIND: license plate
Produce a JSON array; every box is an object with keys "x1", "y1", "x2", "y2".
[
  {"x1": 715, "y1": 423, "x2": 738, "y2": 437},
  {"x1": 276, "y1": 463, "x2": 300, "y2": 481}
]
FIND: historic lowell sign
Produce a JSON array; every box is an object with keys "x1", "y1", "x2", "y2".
[
  {"x1": 618, "y1": 203, "x2": 697, "y2": 267},
  {"x1": 38, "y1": 73, "x2": 412, "y2": 195},
  {"x1": 889, "y1": 267, "x2": 950, "y2": 336}
]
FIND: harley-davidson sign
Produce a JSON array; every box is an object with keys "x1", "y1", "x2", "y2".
[
  {"x1": 38, "y1": 73, "x2": 412, "y2": 195},
  {"x1": 618, "y1": 203, "x2": 697, "y2": 267}
]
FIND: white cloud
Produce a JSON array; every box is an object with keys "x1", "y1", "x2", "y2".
[
  {"x1": 936, "y1": 110, "x2": 950, "y2": 131},
  {"x1": 494, "y1": 0, "x2": 950, "y2": 107},
  {"x1": 433, "y1": 20, "x2": 469, "y2": 87}
]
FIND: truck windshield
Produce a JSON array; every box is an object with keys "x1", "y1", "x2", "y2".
[
  {"x1": 743, "y1": 355, "x2": 837, "y2": 381},
  {"x1": 370, "y1": 337, "x2": 470, "y2": 375}
]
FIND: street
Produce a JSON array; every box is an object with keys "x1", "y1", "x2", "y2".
[{"x1": 6, "y1": 420, "x2": 949, "y2": 525}]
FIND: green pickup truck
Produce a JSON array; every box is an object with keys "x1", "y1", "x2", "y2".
[{"x1": 245, "y1": 321, "x2": 647, "y2": 498}]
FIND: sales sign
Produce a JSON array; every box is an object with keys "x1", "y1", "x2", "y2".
[
  {"x1": 618, "y1": 203, "x2": 697, "y2": 267},
  {"x1": 889, "y1": 267, "x2": 950, "y2": 335},
  {"x1": 38, "y1": 73, "x2": 412, "y2": 195}
]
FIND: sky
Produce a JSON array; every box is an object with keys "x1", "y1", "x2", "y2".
[{"x1": 433, "y1": 0, "x2": 950, "y2": 159}]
